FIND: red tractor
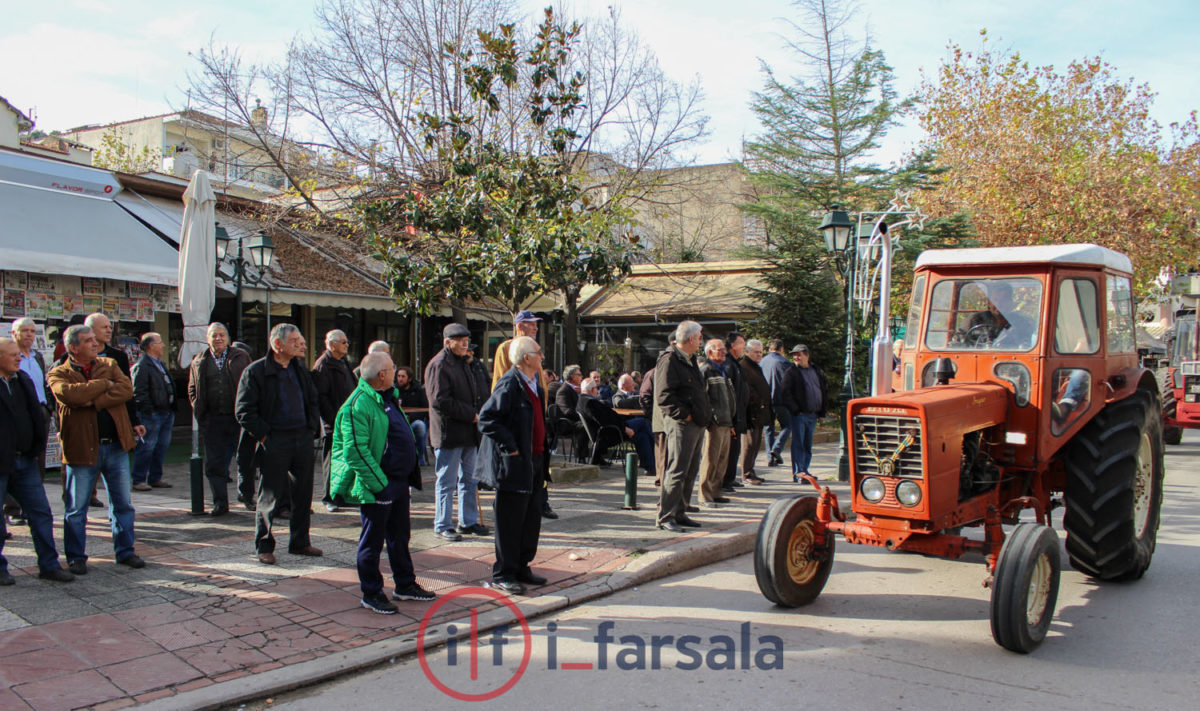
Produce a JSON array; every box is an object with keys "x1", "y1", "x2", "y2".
[
  {"x1": 755, "y1": 243, "x2": 1164, "y2": 653},
  {"x1": 1161, "y1": 307, "x2": 1199, "y2": 444}
]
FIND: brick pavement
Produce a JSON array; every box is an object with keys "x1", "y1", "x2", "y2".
[{"x1": 0, "y1": 440, "x2": 841, "y2": 710}]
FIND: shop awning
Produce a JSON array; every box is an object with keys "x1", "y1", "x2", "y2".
[
  {"x1": 0, "y1": 179, "x2": 181, "y2": 285},
  {"x1": 115, "y1": 191, "x2": 186, "y2": 248},
  {"x1": 580, "y1": 260, "x2": 769, "y2": 321}
]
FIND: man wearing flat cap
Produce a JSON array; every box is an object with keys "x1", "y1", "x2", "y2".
[
  {"x1": 424, "y1": 323, "x2": 488, "y2": 541},
  {"x1": 776, "y1": 344, "x2": 827, "y2": 482},
  {"x1": 490, "y1": 310, "x2": 556, "y2": 519}
]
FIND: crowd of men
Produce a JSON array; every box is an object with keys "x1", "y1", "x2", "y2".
[{"x1": 1, "y1": 311, "x2": 828, "y2": 611}]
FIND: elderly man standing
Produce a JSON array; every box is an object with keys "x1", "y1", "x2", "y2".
[
  {"x1": 331, "y1": 352, "x2": 436, "y2": 614},
  {"x1": 654, "y1": 321, "x2": 711, "y2": 532},
  {"x1": 82, "y1": 313, "x2": 145, "y2": 507},
  {"x1": 489, "y1": 310, "x2": 555, "y2": 519},
  {"x1": 1, "y1": 337, "x2": 74, "y2": 584},
  {"x1": 312, "y1": 329, "x2": 355, "y2": 513},
  {"x1": 720, "y1": 332, "x2": 749, "y2": 494},
  {"x1": 424, "y1": 323, "x2": 487, "y2": 542},
  {"x1": 188, "y1": 323, "x2": 251, "y2": 516},
  {"x1": 478, "y1": 336, "x2": 550, "y2": 594},
  {"x1": 236, "y1": 324, "x2": 324, "y2": 565},
  {"x1": 761, "y1": 339, "x2": 792, "y2": 467},
  {"x1": 779, "y1": 344, "x2": 828, "y2": 482},
  {"x1": 49, "y1": 324, "x2": 144, "y2": 574},
  {"x1": 6, "y1": 319, "x2": 53, "y2": 527},
  {"x1": 130, "y1": 332, "x2": 176, "y2": 492},
  {"x1": 697, "y1": 339, "x2": 735, "y2": 507},
  {"x1": 739, "y1": 339, "x2": 771, "y2": 484}
]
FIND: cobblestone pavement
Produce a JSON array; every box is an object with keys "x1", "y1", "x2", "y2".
[{"x1": 0, "y1": 439, "x2": 841, "y2": 711}]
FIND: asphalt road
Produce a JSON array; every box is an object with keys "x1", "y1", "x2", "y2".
[{"x1": 257, "y1": 431, "x2": 1200, "y2": 711}]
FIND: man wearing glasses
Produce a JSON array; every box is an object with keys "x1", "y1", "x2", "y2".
[{"x1": 312, "y1": 330, "x2": 355, "y2": 512}]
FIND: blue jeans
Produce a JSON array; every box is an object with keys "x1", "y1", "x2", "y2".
[
  {"x1": 132, "y1": 410, "x2": 175, "y2": 484},
  {"x1": 63, "y1": 443, "x2": 137, "y2": 563},
  {"x1": 433, "y1": 446, "x2": 478, "y2": 533},
  {"x1": 766, "y1": 405, "x2": 791, "y2": 457},
  {"x1": 789, "y1": 412, "x2": 818, "y2": 475},
  {"x1": 625, "y1": 416, "x2": 656, "y2": 474},
  {"x1": 411, "y1": 420, "x2": 428, "y2": 466},
  {"x1": 0, "y1": 455, "x2": 63, "y2": 573}
]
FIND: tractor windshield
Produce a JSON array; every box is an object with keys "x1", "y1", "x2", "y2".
[
  {"x1": 1175, "y1": 319, "x2": 1198, "y2": 362},
  {"x1": 925, "y1": 277, "x2": 1043, "y2": 352}
]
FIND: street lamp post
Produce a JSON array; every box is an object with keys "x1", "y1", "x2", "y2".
[
  {"x1": 215, "y1": 223, "x2": 275, "y2": 343},
  {"x1": 817, "y1": 208, "x2": 856, "y2": 482},
  {"x1": 818, "y1": 194, "x2": 925, "y2": 482}
]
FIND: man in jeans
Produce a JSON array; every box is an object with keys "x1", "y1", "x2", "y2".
[
  {"x1": 424, "y1": 323, "x2": 487, "y2": 542},
  {"x1": 778, "y1": 344, "x2": 828, "y2": 481},
  {"x1": 236, "y1": 323, "x2": 324, "y2": 565},
  {"x1": 131, "y1": 332, "x2": 175, "y2": 491},
  {"x1": 48, "y1": 325, "x2": 145, "y2": 574},
  {"x1": 0, "y1": 337, "x2": 74, "y2": 585},
  {"x1": 760, "y1": 339, "x2": 792, "y2": 466}
]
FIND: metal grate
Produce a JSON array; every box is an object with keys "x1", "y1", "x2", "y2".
[{"x1": 852, "y1": 415, "x2": 925, "y2": 479}]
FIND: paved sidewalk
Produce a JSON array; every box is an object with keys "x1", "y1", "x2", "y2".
[{"x1": 0, "y1": 439, "x2": 844, "y2": 711}]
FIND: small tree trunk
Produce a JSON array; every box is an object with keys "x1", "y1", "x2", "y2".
[{"x1": 563, "y1": 288, "x2": 580, "y2": 368}]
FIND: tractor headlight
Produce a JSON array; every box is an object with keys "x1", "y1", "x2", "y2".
[
  {"x1": 896, "y1": 480, "x2": 922, "y2": 507},
  {"x1": 860, "y1": 476, "x2": 886, "y2": 502}
]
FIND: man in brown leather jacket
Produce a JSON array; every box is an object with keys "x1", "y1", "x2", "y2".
[{"x1": 48, "y1": 324, "x2": 144, "y2": 575}]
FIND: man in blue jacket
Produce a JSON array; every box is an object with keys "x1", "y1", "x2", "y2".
[
  {"x1": 331, "y1": 352, "x2": 436, "y2": 614},
  {"x1": 477, "y1": 336, "x2": 550, "y2": 595}
]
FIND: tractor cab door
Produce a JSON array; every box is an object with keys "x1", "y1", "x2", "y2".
[{"x1": 1047, "y1": 272, "x2": 1103, "y2": 440}]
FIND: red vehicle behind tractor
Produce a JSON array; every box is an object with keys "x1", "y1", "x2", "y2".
[{"x1": 755, "y1": 243, "x2": 1164, "y2": 653}]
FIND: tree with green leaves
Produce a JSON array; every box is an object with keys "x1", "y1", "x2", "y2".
[{"x1": 359, "y1": 8, "x2": 638, "y2": 358}]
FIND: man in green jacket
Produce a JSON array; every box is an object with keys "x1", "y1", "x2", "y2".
[{"x1": 330, "y1": 352, "x2": 435, "y2": 614}]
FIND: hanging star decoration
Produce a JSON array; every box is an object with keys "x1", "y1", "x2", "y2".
[{"x1": 887, "y1": 190, "x2": 927, "y2": 234}]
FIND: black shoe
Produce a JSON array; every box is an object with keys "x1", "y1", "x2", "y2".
[
  {"x1": 768, "y1": 453, "x2": 783, "y2": 467},
  {"x1": 712, "y1": 496, "x2": 731, "y2": 504},
  {"x1": 657, "y1": 521, "x2": 684, "y2": 533},
  {"x1": 117, "y1": 554, "x2": 146, "y2": 569},
  {"x1": 685, "y1": 505, "x2": 699, "y2": 513},
  {"x1": 3, "y1": 531, "x2": 10, "y2": 540},
  {"x1": 210, "y1": 503, "x2": 230, "y2": 517},
  {"x1": 541, "y1": 504, "x2": 559, "y2": 520},
  {"x1": 68, "y1": 560, "x2": 88, "y2": 575},
  {"x1": 491, "y1": 579, "x2": 526, "y2": 595},
  {"x1": 675, "y1": 516, "x2": 701, "y2": 528},
  {"x1": 89, "y1": 497, "x2": 105, "y2": 508},
  {"x1": 0, "y1": 570, "x2": 14, "y2": 586},
  {"x1": 238, "y1": 495, "x2": 257, "y2": 512},
  {"x1": 457, "y1": 523, "x2": 490, "y2": 536},
  {"x1": 361, "y1": 592, "x2": 399, "y2": 614},
  {"x1": 516, "y1": 569, "x2": 547, "y2": 586},
  {"x1": 393, "y1": 583, "x2": 437, "y2": 601},
  {"x1": 477, "y1": 482, "x2": 495, "y2": 492},
  {"x1": 435, "y1": 530, "x2": 462, "y2": 542},
  {"x1": 721, "y1": 485, "x2": 736, "y2": 494},
  {"x1": 39, "y1": 568, "x2": 75, "y2": 583},
  {"x1": 730, "y1": 479, "x2": 745, "y2": 488}
]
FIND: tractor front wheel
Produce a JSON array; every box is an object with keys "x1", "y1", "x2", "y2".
[
  {"x1": 990, "y1": 523, "x2": 1061, "y2": 654},
  {"x1": 754, "y1": 496, "x2": 835, "y2": 607}
]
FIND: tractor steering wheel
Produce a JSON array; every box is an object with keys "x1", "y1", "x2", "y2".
[{"x1": 962, "y1": 322, "x2": 995, "y2": 348}]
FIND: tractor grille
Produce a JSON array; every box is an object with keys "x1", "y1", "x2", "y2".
[{"x1": 852, "y1": 415, "x2": 925, "y2": 479}]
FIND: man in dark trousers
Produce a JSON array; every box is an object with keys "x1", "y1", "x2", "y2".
[
  {"x1": 778, "y1": 344, "x2": 828, "y2": 482},
  {"x1": 653, "y1": 321, "x2": 711, "y2": 532},
  {"x1": 0, "y1": 337, "x2": 74, "y2": 585},
  {"x1": 424, "y1": 323, "x2": 486, "y2": 541},
  {"x1": 188, "y1": 323, "x2": 251, "y2": 516},
  {"x1": 477, "y1": 336, "x2": 550, "y2": 595},
  {"x1": 577, "y1": 378, "x2": 655, "y2": 475},
  {"x1": 236, "y1": 323, "x2": 324, "y2": 565},
  {"x1": 720, "y1": 332, "x2": 749, "y2": 493},
  {"x1": 760, "y1": 339, "x2": 792, "y2": 467},
  {"x1": 331, "y1": 352, "x2": 435, "y2": 614},
  {"x1": 312, "y1": 329, "x2": 355, "y2": 513},
  {"x1": 739, "y1": 339, "x2": 771, "y2": 484},
  {"x1": 130, "y1": 332, "x2": 176, "y2": 491}
]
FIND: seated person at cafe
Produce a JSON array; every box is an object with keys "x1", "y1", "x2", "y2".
[{"x1": 577, "y1": 378, "x2": 655, "y2": 475}]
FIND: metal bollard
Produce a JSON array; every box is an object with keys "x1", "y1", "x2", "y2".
[
  {"x1": 622, "y1": 451, "x2": 638, "y2": 510},
  {"x1": 189, "y1": 454, "x2": 205, "y2": 515}
]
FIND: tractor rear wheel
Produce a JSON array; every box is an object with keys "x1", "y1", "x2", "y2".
[
  {"x1": 1064, "y1": 388, "x2": 1164, "y2": 580},
  {"x1": 990, "y1": 523, "x2": 1061, "y2": 653},
  {"x1": 754, "y1": 496, "x2": 835, "y2": 607},
  {"x1": 1159, "y1": 369, "x2": 1182, "y2": 445}
]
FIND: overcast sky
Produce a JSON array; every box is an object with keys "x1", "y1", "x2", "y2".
[{"x1": 4, "y1": 0, "x2": 1197, "y2": 167}]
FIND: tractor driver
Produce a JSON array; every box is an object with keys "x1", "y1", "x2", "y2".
[{"x1": 968, "y1": 281, "x2": 1037, "y2": 350}]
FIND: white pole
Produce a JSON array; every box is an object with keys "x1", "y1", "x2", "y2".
[{"x1": 870, "y1": 218, "x2": 894, "y2": 396}]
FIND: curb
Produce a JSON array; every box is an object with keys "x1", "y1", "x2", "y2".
[{"x1": 140, "y1": 522, "x2": 759, "y2": 710}]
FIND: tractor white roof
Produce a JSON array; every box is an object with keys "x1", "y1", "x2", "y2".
[{"x1": 915, "y1": 243, "x2": 1132, "y2": 273}]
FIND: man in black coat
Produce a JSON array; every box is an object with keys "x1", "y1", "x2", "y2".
[
  {"x1": 777, "y1": 344, "x2": 828, "y2": 481},
  {"x1": 477, "y1": 336, "x2": 549, "y2": 595},
  {"x1": 424, "y1": 323, "x2": 486, "y2": 542},
  {"x1": 0, "y1": 337, "x2": 74, "y2": 584},
  {"x1": 312, "y1": 329, "x2": 355, "y2": 512},
  {"x1": 653, "y1": 322, "x2": 712, "y2": 532},
  {"x1": 554, "y1": 365, "x2": 586, "y2": 458},
  {"x1": 130, "y1": 332, "x2": 176, "y2": 491},
  {"x1": 188, "y1": 323, "x2": 251, "y2": 515},
  {"x1": 236, "y1": 323, "x2": 323, "y2": 565},
  {"x1": 578, "y1": 379, "x2": 655, "y2": 475},
  {"x1": 720, "y1": 332, "x2": 750, "y2": 492},
  {"x1": 82, "y1": 313, "x2": 145, "y2": 507},
  {"x1": 739, "y1": 339, "x2": 772, "y2": 484}
]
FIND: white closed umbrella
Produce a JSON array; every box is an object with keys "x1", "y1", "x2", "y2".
[{"x1": 178, "y1": 170, "x2": 216, "y2": 514}]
